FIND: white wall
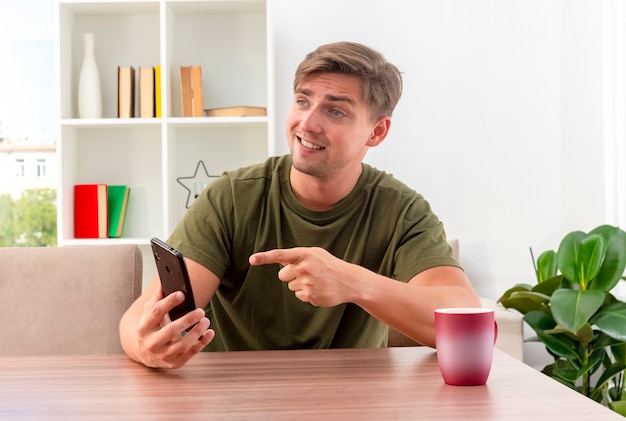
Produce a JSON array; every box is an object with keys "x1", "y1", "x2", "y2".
[{"x1": 270, "y1": 0, "x2": 612, "y2": 302}]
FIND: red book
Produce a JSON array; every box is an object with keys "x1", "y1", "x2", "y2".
[{"x1": 74, "y1": 184, "x2": 108, "y2": 238}]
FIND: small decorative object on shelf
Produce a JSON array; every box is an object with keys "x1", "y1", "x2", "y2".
[
  {"x1": 78, "y1": 32, "x2": 103, "y2": 118},
  {"x1": 177, "y1": 160, "x2": 219, "y2": 209}
]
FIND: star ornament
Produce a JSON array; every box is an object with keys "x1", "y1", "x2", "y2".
[{"x1": 176, "y1": 160, "x2": 220, "y2": 208}]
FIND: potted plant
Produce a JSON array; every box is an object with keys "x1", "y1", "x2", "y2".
[{"x1": 498, "y1": 224, "x2": 626, "y2": 415}]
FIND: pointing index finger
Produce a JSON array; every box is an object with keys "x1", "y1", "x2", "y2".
[{"x1": 249, "y1": 248, "x2": 300, "y2": 266}]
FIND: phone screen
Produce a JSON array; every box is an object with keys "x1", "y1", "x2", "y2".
[{"x1": 150, "y1": 237, "x2": 197, "y2": 322}]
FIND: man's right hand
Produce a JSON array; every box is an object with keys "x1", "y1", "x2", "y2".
[{"x1": 133, "y1": 285, "x2": 215, "y2": 369}]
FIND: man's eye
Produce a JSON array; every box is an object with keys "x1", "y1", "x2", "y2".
[
  {"x1": 330, "y1": 109, "x2": 344, "y2": 117},
  {"x1": 296, "y1": 99, "x2": 308, "y2": 107}
]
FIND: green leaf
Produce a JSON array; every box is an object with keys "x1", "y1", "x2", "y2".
[
  {"x1": 536, "y1": 250, "x2": 557, "y2": 282},
  {"x1": 593, "y1": 363, "x2": 626, "y2": 397},
  {"x1": 609, "y1": 384, "x2": 622, "y2": 403},
  {"x1": 573, "y1": 323, "x2": 595, "y2": 345},
  {"x1": 612, "y1": 342, "x2": 626, "y2": 365},
  {"x1": 552, "y1": 366, "x2": 580, "y2": 383},
  {"x1": 591, "y1": 302, "x2": 626, "y2": 341},
  {"x1": 523, "y1": 310, "x2": 556, "y2": 330},
  {"x1": 511, "y1": 291, "x2": 551, "y2": 303},
  {"x1": 589, "y1": 225, "x2": 626, "y2": 291},
  {"x1": 530, "y1": 274, "x2": 562, "y2": 296},
  {"x1": 590, "y1": 331, "x2": 623, "y2": 354},
  {"x1": 557, "y1": 231, "x2": 586, "y2": 283},
  {"x1": 542, "y1": 361, "x2": 577, "y2": 390},
  {"x1": 498, "y1": 286, "x2": 530, "y2": 302},
  {"x1": 498, "y1": 287, "x2": 546, "y2": 314},
  {"x1": 609, "y1": 400, "x2": 626, "y2": 417},
  {"x1": 524, "y1": 311, "x2": 581, "y2": 361},
  {"x1": 577, "y1": 323, "x2": 594, "y2": 344},
  {"x1": 557, "y1": 232, "x2": 605, "y2": 287},
  {"x1": 551, "y1": 289, "x2": 606, "y2": 333},
  {"x1": 576, "y1": 359, "x2": 602, "y2": 382},
  {"x1": 545, "y1": 323, "x2": 594, "y2": 346}
]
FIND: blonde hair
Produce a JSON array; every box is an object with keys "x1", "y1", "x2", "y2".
[{"x1": 293, "y1": 42, "x2": 403, "y2": 120}]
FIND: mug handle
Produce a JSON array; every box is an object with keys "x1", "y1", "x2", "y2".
[{"x1": 494, "y1": 320, "x2": 499, "y2": 344}]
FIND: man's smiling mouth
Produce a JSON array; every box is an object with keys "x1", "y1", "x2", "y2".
[{"x1": 299, "y1": 137, "x2": 325, "y2": 150}]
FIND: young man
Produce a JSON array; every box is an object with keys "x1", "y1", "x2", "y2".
[{"x1": 120, "y1": 41, "x2": 481, "y2": 369}]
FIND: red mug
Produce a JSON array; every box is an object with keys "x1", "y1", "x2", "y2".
[{"x1": 434, "y1": 308, "x2": 498, "y2": 386}]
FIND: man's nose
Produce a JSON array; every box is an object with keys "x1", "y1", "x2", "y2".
[{"x1": 299, "y1": 108, "x2": 323, "y2": 133}]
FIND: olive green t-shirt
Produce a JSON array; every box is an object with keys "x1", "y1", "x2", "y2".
[{"x1": 168, "y1": 155, "x2": 458, "y2": 351}]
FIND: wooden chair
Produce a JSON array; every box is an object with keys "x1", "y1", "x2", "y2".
[{"x1": 0, "y1": 244, "x2": 142, "y2": 356}]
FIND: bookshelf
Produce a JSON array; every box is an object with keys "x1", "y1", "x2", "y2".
[{"x1": 56, "y1": 0, "x2": 273, "y2": 247}]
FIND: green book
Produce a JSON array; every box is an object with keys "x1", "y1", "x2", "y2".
[{"x1": 107, "y1": 185, "x2": 130, "y2": 238}]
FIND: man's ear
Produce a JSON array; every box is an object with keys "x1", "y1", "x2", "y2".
[{"x1": 367, "y1": 117, "x2": 391, "y2": 147}]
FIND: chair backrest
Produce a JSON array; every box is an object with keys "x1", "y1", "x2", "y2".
[{"x1": 0, "y1": 244, "x2": 142, "y2": 356}]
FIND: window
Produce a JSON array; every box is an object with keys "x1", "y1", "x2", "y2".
[
  {"x1": 0, "y1": 1, "x2": 57, "y2": 247},
  {"x1": 36, "y1": 158, "x2": 46, "y2": 177},
  {"x1": 14, "y1": 158, "x2": 25, "y2": 177}
]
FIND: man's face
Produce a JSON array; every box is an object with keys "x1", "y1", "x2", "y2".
[{"x1": 285, "y1": 73, "x2": 385, "y2": 181}]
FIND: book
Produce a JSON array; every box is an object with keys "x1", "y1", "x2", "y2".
[
  {"x1": 180, "y1": 66, "x2": 192, "y2": 117},
  {"x1": 139, "y1": 67, "x2": 155, "y2": 118},
  {"x1": 107, "y1": 185, "x2": 131, "y2": 238},
  {"x1": 203, "y1": 106, "x2": 267, "y2": 117},
  {"x1": 180, "y1": 65, "x2": 203, "y2": 117},
  {"x1": 155, "y1": 65, "x2": 162, "y2": 118},
  {"x1": 117, "y1": 66, "x2": 135, "y2": 118},
  {"x1": 191, "y1": 66, "x2": 203, "y2": 117},
  {"x1": 74, "y1": 184, "x2": 108, "y2": 238}
]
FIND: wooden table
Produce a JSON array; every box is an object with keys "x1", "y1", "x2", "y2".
[{"x1": 0, "y1": 347, "x2": 620, "y2": 420}]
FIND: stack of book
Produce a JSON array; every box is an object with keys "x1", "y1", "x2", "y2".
[
  {"x1": 117, "y1": 64, "x2": 267, "y2": 119},
  {"x1": 117, "y1": 65, "x2": 161, "y2": 118},
  {"x1": 74, "y1": 184, "x2": 131, "y2": 238}
]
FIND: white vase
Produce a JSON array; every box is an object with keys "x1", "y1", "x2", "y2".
[{"x1": 78, "y1": 33, "x2": 103, "y2": 118}]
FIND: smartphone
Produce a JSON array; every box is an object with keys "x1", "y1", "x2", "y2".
[{"x1": 150, "y1": 237, "x2": 197, "y2": 323}]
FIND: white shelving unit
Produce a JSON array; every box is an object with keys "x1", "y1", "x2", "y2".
[{"x1": 56, "y1": 0, "x2": 273, "y2": 247}]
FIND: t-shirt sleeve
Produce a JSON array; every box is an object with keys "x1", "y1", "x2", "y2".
[
  {"x1": 391, "y1": 196, "x2": 461, "y2": 282},
  {"x1": 167, "y1": 174, "x2": 234, "y2": 280}
]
